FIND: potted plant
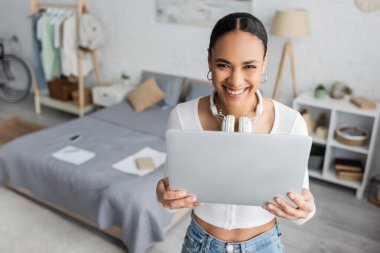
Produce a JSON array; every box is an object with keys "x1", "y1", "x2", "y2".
[{"x1": 314, "y1": 84, "x2": 326, "y2": 99}]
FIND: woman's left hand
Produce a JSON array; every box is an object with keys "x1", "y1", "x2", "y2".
[{"x1": 265, "y1": 188, "x2": 315, "y2": 220}]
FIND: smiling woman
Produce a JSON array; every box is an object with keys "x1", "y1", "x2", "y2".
[
  {"x1": 208, "y1": 31, "x2": 266, "y2": 119},
  {"x1": 156, "y1": 12, "x2": 316, "y2": 253}
]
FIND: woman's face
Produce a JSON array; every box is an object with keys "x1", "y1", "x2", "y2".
[{"x1": 208, "y1": 30, "x2": 267, "y2": 116}]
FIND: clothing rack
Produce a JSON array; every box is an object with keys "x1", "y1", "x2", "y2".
[{"x1": 30, "y1": 0, "x2": 102, "y2": 117}]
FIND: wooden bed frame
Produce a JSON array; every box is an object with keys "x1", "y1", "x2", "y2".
[{"x1": 5, "y1": 181, "x2": 189, "y2": 242}]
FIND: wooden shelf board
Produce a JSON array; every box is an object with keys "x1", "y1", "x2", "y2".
[
  {"x1": 39, "y1": 94, "x2": 95, "y2": 115},
  {"x1": 324, "y1": 169, "x2": 361, "y2": 190},
  {"x1": 294, "y1": 93, "x2": 379, "y2": 117},
  {"x1": 330, "y1": 139, "x2": 368, "y2": 155}
]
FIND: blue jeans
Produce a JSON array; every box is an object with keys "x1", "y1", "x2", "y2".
[{"x1": 181, "y1": 215, "x2": 284, "y2": 253}]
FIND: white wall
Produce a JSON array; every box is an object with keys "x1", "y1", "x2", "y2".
[
  {"x1": 1, "y1": 0, "x2": 379, "y2": 99},
  {"x1": 1, "y1": 0, "x2": 380, "y2": 175}
]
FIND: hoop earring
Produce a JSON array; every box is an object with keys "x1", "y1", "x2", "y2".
[
  {"x1": 260, "y1": 73, "x2": 267, "y2": 84},
  {"x1": 207, "y1": 70, "x2": 212, "y2": 81}
]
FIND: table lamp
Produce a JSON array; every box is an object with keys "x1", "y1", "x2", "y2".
[{"x1": 270, "y1": 9, "x2": 310, "y2": 100}]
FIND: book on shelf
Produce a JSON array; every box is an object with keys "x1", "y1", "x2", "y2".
[
  {"x1": 350, "y1": 96, "x2": 376, "y2": 110},
  {"x1": 336, "y1": 170, "x2": 363, "y2": 182},
  {"x1": 334, "y1": 158, "x2": 363, "y2": 172}
]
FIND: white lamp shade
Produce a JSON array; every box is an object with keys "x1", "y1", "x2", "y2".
[{"x1": 270, "y1": 9, "x2": 310, "y2": 38}]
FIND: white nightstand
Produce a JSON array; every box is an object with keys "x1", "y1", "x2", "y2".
[{"x1": 92, "y1": 84, "x2": 133, "y2": 107}]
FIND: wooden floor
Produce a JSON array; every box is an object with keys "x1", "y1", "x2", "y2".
[{"x1": 1, "y1": 96, "x2": 380, "y2": 253}]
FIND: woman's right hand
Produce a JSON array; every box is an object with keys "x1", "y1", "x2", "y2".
[{"x1": 156, "y1": 177, "x2": 204, "y2": 209}]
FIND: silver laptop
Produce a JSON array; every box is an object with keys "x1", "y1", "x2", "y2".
[{"x1": 165, "y1": 129, "x2": 312, "y2": 206}]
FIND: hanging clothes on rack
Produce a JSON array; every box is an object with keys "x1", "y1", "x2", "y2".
[
  {"x1": 31, "y1": 11, "x2": 47, "y2": 89},
  {"x1": 30, "y1": 0, "x2": 103, "y2": 117},
  {"x1": 54, "y1": 9, "x2": 72, "y2": 49},
  {"x1": 79, "y1": 13, "x2": 106, "y2": 51},
  {"x1": 33, "y1": 7, "x2": 95, "y2": 80},
  {"x1": 61, "y1": 15, "x2": 94, "y2": 77},
  {"x1": 39, "y1": 12, "x2": 62, "y2": 81}
]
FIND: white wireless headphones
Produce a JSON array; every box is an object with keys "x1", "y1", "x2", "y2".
[{"x1": 210, "y1": 89, "x2": 264, "y2": 133}]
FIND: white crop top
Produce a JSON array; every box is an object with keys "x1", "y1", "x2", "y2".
[{"x1": 166, "y1": 97, "x2": 316, "y2": 229}]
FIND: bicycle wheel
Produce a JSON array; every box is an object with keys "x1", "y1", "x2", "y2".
[{"x1": 0, "y1": 54, "x2": 32, "y2": 103}]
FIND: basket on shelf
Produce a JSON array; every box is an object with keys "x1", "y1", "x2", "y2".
[
  {"x1": 72, "y1": 88, "x2": 93, "y2": 106},
  {"x1": 335, "y1": 125, "x2": 368, "y2": 146},
  {"x1": 48, "y1": 78, "x2": 78, "y2": 101}
]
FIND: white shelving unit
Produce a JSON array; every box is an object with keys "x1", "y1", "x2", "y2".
[{"x1": 293, "y1": 92, "x2": 380, "y2": 198}]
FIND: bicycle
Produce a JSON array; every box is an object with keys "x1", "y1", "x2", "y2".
[{"x1": 0, "y1": 36, "x2": 32, "y2": 103}]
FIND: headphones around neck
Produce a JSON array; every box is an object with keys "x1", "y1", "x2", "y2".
[{"x1": 210, "y1": 89, "x2": 264, "y2": 133}]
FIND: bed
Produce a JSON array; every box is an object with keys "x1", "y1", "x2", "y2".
[{"x1": 0, "y1": 71, "x2": 213, "y2": 253}]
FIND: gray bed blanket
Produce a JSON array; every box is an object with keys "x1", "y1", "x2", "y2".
[{"x1": 0, "y1": 105, "x2": 174, "y2": 253}]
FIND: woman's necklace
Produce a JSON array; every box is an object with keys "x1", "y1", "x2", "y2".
[{"x1": 213, "y1": 93, "x2": 258, "y2": 119}]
